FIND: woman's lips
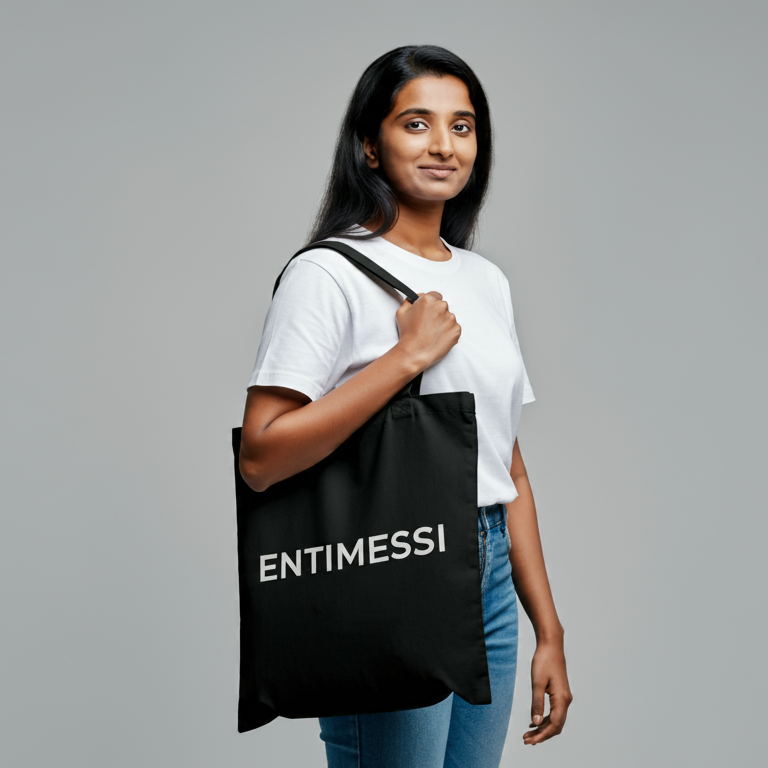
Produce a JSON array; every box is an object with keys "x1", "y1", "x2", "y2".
[{"x1": 419, "y1": 167, "x2": 455, "y2": 179}]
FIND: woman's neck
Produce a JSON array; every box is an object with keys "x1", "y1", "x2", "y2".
[{"x1": 362, "y1": 207, "x2": 451, "y2": 262}]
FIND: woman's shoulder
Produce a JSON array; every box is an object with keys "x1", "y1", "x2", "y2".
[
  {"x1": 449, "y1": 242, "x2": 509, "y2": 288},
  {"x1": 279, "y1": 244, "x2": 356, "y2": 285},
  {"x1": 282, "y1": 236, "x2": 402, "y2": 294}
]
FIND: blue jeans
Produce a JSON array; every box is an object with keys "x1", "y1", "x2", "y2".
[{"x1": 319, "y1": 503, "x2": 519, "y2": 767}]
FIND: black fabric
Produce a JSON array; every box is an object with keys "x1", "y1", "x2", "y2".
[{"x1": 233, "y1": 241, "x2": 491, "y2": 733}]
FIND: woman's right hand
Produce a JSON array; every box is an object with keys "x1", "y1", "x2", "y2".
[{"x1": 395, "y1": 291, "x2": 461, "y2": 372}]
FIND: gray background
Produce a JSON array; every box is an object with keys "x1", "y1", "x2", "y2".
[{"x1": 2, "y1": 1, "x2": 765, "y2": 766}]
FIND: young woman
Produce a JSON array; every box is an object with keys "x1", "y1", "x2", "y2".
[{"x1": 239, "y1": 44, "x2": 572, "y2": 767}]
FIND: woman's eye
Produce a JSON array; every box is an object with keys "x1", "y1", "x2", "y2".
[{"x1": 404, "y1": 121, "x2": 471, "y2": 133}]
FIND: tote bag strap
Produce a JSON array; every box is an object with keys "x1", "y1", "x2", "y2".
[
  {"x1": 271, "y1": 239, "x2": 423, "y2": 398},
  {"x1": 272, "y1": 240, "x2": 419, "y2": 302}
]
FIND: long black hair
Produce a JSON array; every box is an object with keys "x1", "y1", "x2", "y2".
[{"x1": 306, "y1": 45, "x2": 493, "y2": 252}]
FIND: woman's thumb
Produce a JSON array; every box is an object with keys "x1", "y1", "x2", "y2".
[{"x1": 531, "y1": 682, "x2": 546, "y2": 726}]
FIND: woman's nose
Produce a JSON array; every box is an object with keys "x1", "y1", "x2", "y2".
[{"x1": 429, "y1": 127, "x2": 455, "y2": 158}]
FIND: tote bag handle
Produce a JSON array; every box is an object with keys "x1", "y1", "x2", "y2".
[{"x1": 271, "y1": 239, "x2": 423, "y2": 398}]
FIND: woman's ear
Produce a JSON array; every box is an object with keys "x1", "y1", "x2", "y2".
[{"x1": 362, "y1": 136, "x2": 380, "y2": 169}]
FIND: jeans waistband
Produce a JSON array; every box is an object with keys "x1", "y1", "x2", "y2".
[{"x1": 478, "y1": 503, "x2": 507, "y2": 534}]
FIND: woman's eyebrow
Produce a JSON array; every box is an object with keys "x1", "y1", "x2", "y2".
[{"x1": 394, "y1": 107, "x2": 476, "y2": 121}]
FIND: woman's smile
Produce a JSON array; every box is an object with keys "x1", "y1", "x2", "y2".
[{"x1": 419, "y1": 166, "x2": 456, "y2": 179}]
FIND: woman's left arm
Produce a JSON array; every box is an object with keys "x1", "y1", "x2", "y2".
[{"x1": 505, "y1": 437, "x2": 574, "y2": 746}]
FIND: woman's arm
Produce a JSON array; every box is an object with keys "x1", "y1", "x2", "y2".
[
  {"x1": 239, "y1": 291, "x2": 460, "y2": 492},
  {"x1": 506, "y1": 437, "x2": 573, "y2": 745},
  {"x1": 240, "y1": 343, "x2": 420, "y2": 491}
]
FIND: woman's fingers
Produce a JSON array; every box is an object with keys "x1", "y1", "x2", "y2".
[
  {"x1": 523, "y1": 686, "x2": 573, "y2": 745},
  {"x1": 524, "y1": 712, "x2": 549, "y2": 744}
]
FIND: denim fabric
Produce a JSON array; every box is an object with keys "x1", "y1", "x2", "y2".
[{"x1": 318, "y1": 503, "x2": 518, "y2": 767}]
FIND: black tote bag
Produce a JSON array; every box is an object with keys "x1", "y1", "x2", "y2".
[{"x1": 232, "y1": 240, "x2": 491, "y2": 733}]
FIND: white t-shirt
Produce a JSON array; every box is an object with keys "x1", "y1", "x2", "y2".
[{"x1": 248, "y1": 225, "x2": 535, "y2": 507}]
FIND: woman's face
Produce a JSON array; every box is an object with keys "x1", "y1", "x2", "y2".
[{"x1": 364, "y1": 75, "x2": 478, "y2": 208}]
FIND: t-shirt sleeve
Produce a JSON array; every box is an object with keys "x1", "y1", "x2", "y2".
[
  {"x1": 247, "y1": 257, "x2": 354, "y2": 401},
  {"x1": 495, "y1": 267, "x2": 536, "y2": 405}
]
